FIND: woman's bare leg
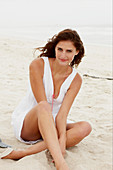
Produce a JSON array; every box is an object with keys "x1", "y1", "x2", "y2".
[
  {"x1": 25, "y1": 121, "x2": 92, "y2": 156},
  {"x1": 66, "y1": 121, "x2": 92, "y2": 147},
  {"x1": 11, "y1": 101, "x2": 68, "y2": 169},
  {"x1": 1, "y1": 121, "x2": 91, "y2": 161},
  {"x1": 36, "y1": 101, "x2": 68, "y2": 169}
]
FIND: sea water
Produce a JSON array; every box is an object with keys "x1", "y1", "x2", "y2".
[{"x1": 0, "y1": 24, "x2": 112, "y2": 47}]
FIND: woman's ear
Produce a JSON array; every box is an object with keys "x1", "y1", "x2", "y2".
[{"x1": 75, "y1": 50, "x2": 79, "y2": 55}]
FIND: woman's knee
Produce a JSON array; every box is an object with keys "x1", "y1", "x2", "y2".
[
  {"x1": 38, "y1": 101, "x2": 51, "y2": 111},
  {"x1": 80, "y1": 121, "x2": 92, "y2": 137},
  {"x1": 36, "y1": 101, "x2": 52, "y2": 116}
]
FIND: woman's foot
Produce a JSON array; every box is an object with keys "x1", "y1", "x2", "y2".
[
  {"x1": 56, "y1": 161, "x2": 69, "y2": 170},
  {"x1": 1, "y1": 148, "x2": 26, "y2": 160}
]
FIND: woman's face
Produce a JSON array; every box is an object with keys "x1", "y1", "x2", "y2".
[{"x1": 55, "y1": 40, "x2": 78, "y2": 66}]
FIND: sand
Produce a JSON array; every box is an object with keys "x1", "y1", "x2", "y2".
[{"x1": 0, "y1": 35, "x2": 112, "y2": 170}]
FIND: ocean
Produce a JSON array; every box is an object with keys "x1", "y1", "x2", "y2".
[{"x1": 0, "y1": 24, "x2": 112, "y2": 47}]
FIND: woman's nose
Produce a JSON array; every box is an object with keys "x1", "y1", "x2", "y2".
[{"x1": 61, "y1": 51, "x2": 66, "y2": 57}]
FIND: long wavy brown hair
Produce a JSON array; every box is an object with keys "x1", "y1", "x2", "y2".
[{"x1": 36, "y1": 29, "x2": 85, "y2": 67}]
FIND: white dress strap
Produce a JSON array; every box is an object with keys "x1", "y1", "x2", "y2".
[{"x1": 41, "y1": 57, "x2": 53, "y2": 103}]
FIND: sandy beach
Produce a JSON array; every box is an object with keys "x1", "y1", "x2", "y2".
[{"x1": 0, "y1": 34, "x2": 112, "y2": 170}]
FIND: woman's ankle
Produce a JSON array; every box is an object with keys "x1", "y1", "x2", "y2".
[
  {"x1": 55, "y1": 159, "x2": 66, "y2": 168},
  {"x1": 56, "y1": 160, "x2": 69, "y2": 170}
]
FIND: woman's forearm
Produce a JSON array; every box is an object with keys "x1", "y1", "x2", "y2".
[{"x1": 55, "y1": 116, "x2": 67, "y2": 138}]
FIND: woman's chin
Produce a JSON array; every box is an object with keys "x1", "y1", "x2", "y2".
[{"x1": 58, "y1": 60, "x2": 69, "y2": 66}]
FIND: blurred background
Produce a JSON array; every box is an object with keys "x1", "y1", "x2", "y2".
[{"x1": 0, "y1": 0, "x2": 112, "y2": 46}]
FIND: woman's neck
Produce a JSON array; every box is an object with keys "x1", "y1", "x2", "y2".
[{"x1": 51, "y1": 58, "x2": 71, "y2": 76}]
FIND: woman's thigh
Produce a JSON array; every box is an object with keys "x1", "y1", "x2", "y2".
[{"x1": 21, "y1": 105, "x2": 42, "y2": 141}]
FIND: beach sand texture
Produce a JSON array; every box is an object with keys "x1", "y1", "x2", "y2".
[{"x1": 0, "y1": 36, "x2": 112, "y2": 170}]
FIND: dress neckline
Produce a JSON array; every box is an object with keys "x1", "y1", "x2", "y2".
[{"x1": 47, "y1": 57, "x2": 74, "y2": 100}]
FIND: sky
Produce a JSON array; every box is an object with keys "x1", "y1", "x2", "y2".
[{"x1": 0, "y1": 0, "x2": 112, "y2": 27}]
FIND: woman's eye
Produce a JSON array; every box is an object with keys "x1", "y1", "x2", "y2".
[
  {"x1": 58, "y1": 48, "x2": 62, "y2": 51},
  {"x1": 67, "y1": 50, "x2": 72, "y2": 53}
]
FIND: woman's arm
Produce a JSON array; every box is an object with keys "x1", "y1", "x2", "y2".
[
  {"x1": 29, "y1": 58, "x2": 47, "y2": 102},
  {"x1": 55, "y1": 73, "x2": 82, "y2": 154}
]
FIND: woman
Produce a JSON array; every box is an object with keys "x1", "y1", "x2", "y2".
[{"x1": 1, "y1": 29, "x2": 92, "y2": 170}]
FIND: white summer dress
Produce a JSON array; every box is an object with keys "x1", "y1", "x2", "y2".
[{"x1": 11, "y1": 57, "x2": 77, "y2": 144}]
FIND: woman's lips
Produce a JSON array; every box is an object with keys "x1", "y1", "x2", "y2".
[{"x1": 60, "y1": 58, "x2": 68, "y2": 62}]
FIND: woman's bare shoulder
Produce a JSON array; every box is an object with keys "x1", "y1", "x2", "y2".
[
  {"x1": 29, "y1": 57, "x2": 44, "y2": 75},
  {"x1": 75, "y1": 72, "x2": 82, "y2": 82},
  {"x1": 70, "y1": 72, "x2": 82, "y2": 89},
  {"x1": 30, "y1": 57, "x2": 44, "y2": 68}
]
